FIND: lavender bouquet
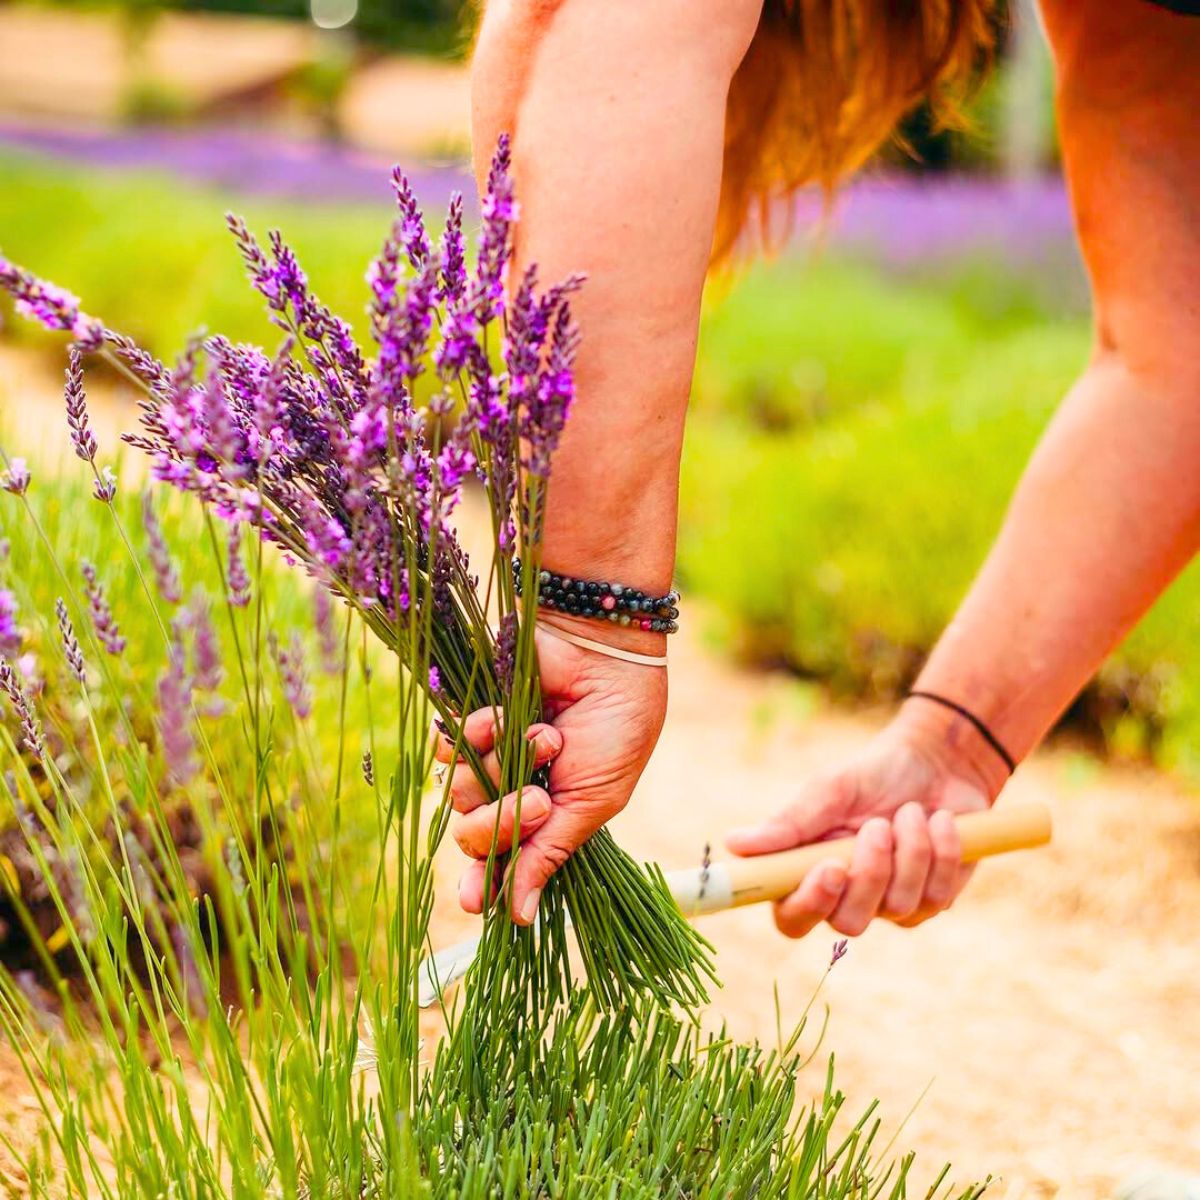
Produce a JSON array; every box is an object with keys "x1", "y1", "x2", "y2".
[{"x1": 0, "y1": 137, "x2": 711, "y2": 1015}]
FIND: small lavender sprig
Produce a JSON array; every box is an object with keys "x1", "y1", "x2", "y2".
[
  {"x1": 64, "y1": 346, "x2": 97, "y2": 464},
  {"x1": 81, "y1": 561, "x2": 126, "y2": 656},
  {"x1": 273, "y1": 633, "x2": 312, "y2": 720},
  {"x1": 0, "y1": 657, "x2": 44, "y2": 761},
  {"x1": 142, "y1": 492, "x2": 182, "y2": 604},
  {"x1": 0, "y1": 589, "x2": 21, "y2": 657},
  {"x1": 226, "y1": 525, "x2": 251, "y2": 608},
  {"x1": 2, "y1": 458, "x2": 30, "y2": 496},
  {"x1": 55, "y1": 598, "x2": 86, "y2": 683},
  {"x1": 313, "y1": 589, "x2": 342, "y2": 675},
  {"x1": 157, "y1": 634, "x2": 196, "y2": 786}
]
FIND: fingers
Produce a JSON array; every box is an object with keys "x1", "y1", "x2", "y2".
[
  {"x1": 772, "y1": 859, "x2": 848, "y2": 938},
  {"x1": 506, "y1": 806, "x2": 603, "y2": 926},
  {"x1": 436, "y1": 714, "x2": 562, "y2": 815},
  {"x1": 452, "y1": 785, "x2": 552, "y2": 859},
  {"x1": 827, "y1": 818, "x2": 893, "y2": 937},
  {"x1": 880, "y1": 801, "x2": 932, "y2": 920}
]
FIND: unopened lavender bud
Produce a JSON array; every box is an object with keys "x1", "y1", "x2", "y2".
[
  {"x1": 55, "y1": 598, "x2": 86, "y2": 683},
  {"x1": 2, "y1": 458, "x2": 30, "y2": 496},
  {"x1": 0, "y1": 657, "x2": 44, "y2": 761},
  {"x1": 361, "y1": 750, "x2": 374, "y2": 787},
  {"x1": 81, "y1": 560, "x2": 126, "y2": 656},
  {"x1": 64, "y1": 346, "x2": 97, "y2": 463},
  {"x1": 92, "y1": 466, "x2": 117, "y2": 504},
  {"x1": 227, "y1": 525, "x2": 251, "y2": 608},
  {"x1": 142, "y1": 492, "x2": 181, "y2": 603}
]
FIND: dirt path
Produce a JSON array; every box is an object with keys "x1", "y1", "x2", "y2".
[{"x1": 2, "y1": 348, "x2": 1198, "y2": 1196}]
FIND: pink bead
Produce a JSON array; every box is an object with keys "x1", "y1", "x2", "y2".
[
  {"x1": 640, "y1": 619, "x2": 653, "y2": 631},
  {"x1": 601, "y1": 595, "x2": 616, "y2": 611}
]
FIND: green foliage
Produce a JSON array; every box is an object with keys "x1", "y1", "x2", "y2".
[
  {"x1": 685, "y1": 257, "x2": 1200, "y2": 773},
  {"x1": 0, "y1": 152, "x2": 385, "y2": 356}
]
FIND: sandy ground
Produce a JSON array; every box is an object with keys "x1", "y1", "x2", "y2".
[{"x1": 2, "y1": 349, "x2": 1199, "y2": 1196}]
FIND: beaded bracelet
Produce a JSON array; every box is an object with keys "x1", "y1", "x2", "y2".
[{"x1": 513, "y1": 560, "x2": 680, "y2": 634}]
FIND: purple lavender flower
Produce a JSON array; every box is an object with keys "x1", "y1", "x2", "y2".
[
  {"x1": 428, "y1": 664, "x2": 442, "y2": 696},
  {"x1": 494, "y1": 612, "x2": 518, "y2": 694},
  {"x1": 157, "y1": 636, "x2": 196, "y2": 786},
  {"x1": 0, "y1": 255, "x2": 103, "y2": 348},
  {"x1": 187, "y1": 597, "x2": 223, "y2": 692},
  {"x1": 92, "y1": 467, "x2": 117, "y2": 504},
  {"x1": 0, "y1": 657, "x2": 44, "y2": 761},
  {"x1": 473, "y1": 134, "x2": 516, "y2": 323},
  {"x1": 273, "y1": 633, "x2": 312, "y2": 720},
  {"x1": 391, "y1": 168, "x2": 431, "y2": 268},
  {"x1": 64, "y1": 346, "x2": 97, "y2": 463},
  {"x1": 226, "y1": 525, "x2": 251, "y2": 608},
  {"x1": 439, "y1": 192, "x2": 467, "y2": 304},
  {"x1": 830, "y1": 939, "x2": 849, "y2": 968},
  {"x1": 142, "y1": 492, "x2": 182, "y2": 604},
  {"x1": 81, "y1": 561, "x2": 126, "y2": 655},
  {"x1": 55, "y1": 598, "x2": 86, "y2": 683},
  {"x1": 2, "y1": 458, "x2": 30, "y2": 496},
  {"x1": 313, "y1": 589, "x2": 342, "y2": 675},
  {"x1": 0, "y1": 590, "x2": 20, "y2": 657}
]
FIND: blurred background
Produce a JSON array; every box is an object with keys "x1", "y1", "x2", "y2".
[{"x1": 10, "y1": 0, "x2": 1198, "y2": 774}]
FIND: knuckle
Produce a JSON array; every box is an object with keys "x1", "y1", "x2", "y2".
[{"x1": 831, "y1": 911, "x2": 870, "y2": 938}]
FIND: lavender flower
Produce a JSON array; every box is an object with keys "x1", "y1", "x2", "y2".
[
  {"x1": 187, "y1": 597, "x2": 223, "y2": 692},
  {"x1": 494, "y1": 612, "x2": 518, "y2": 694},
  {"x1": 142, "y1": 492, "x2": 182, "y2": 604},
  {"x1": 0, "y1": 657, "x2": 44, "y2": 761},
  {"x1": 55, "y1": 598, "x2": 86, "y2": 683},
  {"x1": 226, "y1": 525, "x2": 251, "y2": 608},
  {"x1": 361, "y1": 750, "x2": 374, "y2": 787},
  {"x1": 0, "y1": 590, "x2": 20, "y2": 657},
  {"x1": 273, "y1": 633, "x2": 312, "y2": 720},
  {"x1": 830, "y1": 939, "x2": 849, "y2": 967},
  {"x1": 313, "y1": 589, "x2": 342, "y2": 675},
  {"x1": 64, "y1": 346, "x2": 97, "y2": 463},
  {"x1": 0, "y1": 255, "x2": 103, "y2": 348},
  {"x1": 92, "y1": 466, "x2": 117, "y2": 504},
  {"x1": 156, "y1": 636, "x2": 196, "y2": 786},
  {"x1": 81, "y1": 561, "x2": 126, "y2": 655},
  {"x1": 2, "y1": 458, "x2": 30, "y2": 496}
]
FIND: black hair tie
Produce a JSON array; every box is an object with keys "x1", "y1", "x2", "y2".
[{"x1": 906, "y1": 690, "x2": 1016, "y2": 775}]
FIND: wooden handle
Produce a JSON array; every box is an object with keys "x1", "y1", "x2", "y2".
[{"x1": 718, "y1": 803, "x2": 1051, "y2": 910}]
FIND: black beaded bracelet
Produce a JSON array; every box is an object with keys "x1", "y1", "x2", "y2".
[{"x1": 512, "y1": 560, "x2": 680, "y2": 634}]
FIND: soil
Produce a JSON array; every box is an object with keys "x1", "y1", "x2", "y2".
[{"x1": 2, "y1": 349, "x2": 1199, "y2": 1197}]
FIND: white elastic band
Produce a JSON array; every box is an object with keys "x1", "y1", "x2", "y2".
[{"x1": 536, "y1": 621, "x2": 668, "y2": 667}]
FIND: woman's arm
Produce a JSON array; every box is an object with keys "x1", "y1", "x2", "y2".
[
  {"x1": 730, "y1": 0, "x2": 1200, "y2": 938},
  {"x1": 447, "y1": 0, "x2": 764, "y2": 921}
]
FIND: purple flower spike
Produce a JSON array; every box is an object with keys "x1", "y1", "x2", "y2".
[
  {"x1": 55, "y1": 599, "x2": 86, "y2": 683},
  {"x1": 0, "y1": 590, "x2": 20, "y2": 658},
  {"x1": 157, "y1": 635, "x2": 196, "y2": 787},
  {"x1": 390, "y1": 168, "x2": 431, "y2": 269},
  {"x1": 64, "y1": 346, "x2": 97, "y2": 463},
  {"x1": 92, "y1": 466, "x2": 117, "y2": 504},
  {"x1": 494, "y1": 612, "x2": 518, "y2": 694},
  {"x1": 313, "y1": 589, "x2": 342, "y2": 675},
  {"x1": 0, "y1": 657, "x2": 44, "y2": 761},
  {"x1": 439, "y1": 193, "x2": 467, "y2": 304},
  {"x1": 142, "y1": 492, "x2": 182, "y2": 604},
  {"x1": 274, "y1": 633, "x2": 312, "y2": 720},
  {"x1": 830, "y1": 939, "x2": 849, "y2": 968},
  {"x1": 81, "y1": 561, "x2": 125, "y2": 656},
  {"x1": 428, "y1": 664, "x2": 442, "y2": 696},
  {"x1": 227, "y1": 525, "x2": 251, "y2": 608},
  {"x1": 2, "y1": 458, "x2": 30, "y2": 496},
  {"x1": 187, "y1": 597, "x2": 223, "y2": 692}
]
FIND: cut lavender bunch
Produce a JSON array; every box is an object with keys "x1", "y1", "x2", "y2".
[{"x1": 0, "y1": 137, "x2": 714, "y2": 1012}]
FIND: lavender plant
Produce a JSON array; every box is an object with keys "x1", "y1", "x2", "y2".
[{"x1": 0, "y1": 144, "x2": 986, "y2": 1198}]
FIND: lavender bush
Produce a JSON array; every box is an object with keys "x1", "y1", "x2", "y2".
[{"x1": 0, "y1": 141, "x2": 985, "y2": 1197}]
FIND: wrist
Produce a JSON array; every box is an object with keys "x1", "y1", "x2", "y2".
[
  {"x1": 891, "y1": 695, "x2": 1012, "y2": 802},
  {"x1": 535, "y1": 607, "x2": 668, "y2": 658}
]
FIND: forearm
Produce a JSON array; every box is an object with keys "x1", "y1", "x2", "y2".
[
  {"x1": 910, "y1": 350, "x2": 1200, "y2": 782},
  {"x1": 472, "y1": 0, "x2": 761, "y2": 598}
]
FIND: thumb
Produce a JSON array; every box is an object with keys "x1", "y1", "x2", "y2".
[
  {"x1": 506, "y1": 804, "x2": 603, "y2": 925},
  {"x1": 726, "y1": 783, "x2": 846, "y2": 857}
]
